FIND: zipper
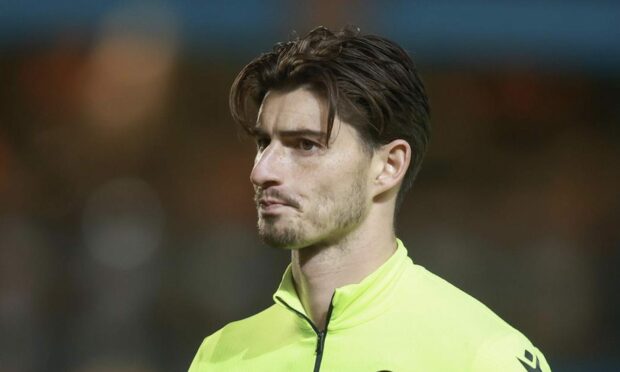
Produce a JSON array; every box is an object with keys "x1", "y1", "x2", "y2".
[
  {"x1": 314, "y1": 330, "x2": 326, "y2": 372},
  {"x1": 275, "y1": 295, "x2": 335, "y2": 372},
  {"x1": 313, "y1": 299, "x2": 334, "y2": 372}
]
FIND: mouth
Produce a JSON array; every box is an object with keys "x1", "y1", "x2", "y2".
[
  {"x1": 258, "y1": 199, "x2": 290, "y2": 211},
  {"x1": 256, "y1": 194, "x2": 300, "y2": 216},
  {"x1": 254, "y1": 188, "x2": 301, "y2": 217}
]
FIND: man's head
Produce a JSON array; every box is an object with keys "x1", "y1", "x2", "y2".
[{"x1": 230, "y1": 26, "x2": 431, "y2": 249}]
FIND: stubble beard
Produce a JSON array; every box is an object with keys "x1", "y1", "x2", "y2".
[{"x1": 256, "y1": 172, "x2": 368, "y2": 250}]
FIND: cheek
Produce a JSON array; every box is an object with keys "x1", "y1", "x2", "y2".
[
  {"x1": 313, "y1": 165, "x2": 367, "y2": 205},
  {"x1": 296, "y1": 148, "x2": 370, "y2": 202}
]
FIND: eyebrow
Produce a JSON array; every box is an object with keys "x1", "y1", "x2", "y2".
[{"x1": 251, "y1": 128, "x2": 328, "y2": 141}]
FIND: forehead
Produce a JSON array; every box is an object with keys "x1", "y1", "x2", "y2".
[{"x1": 256, "y1": 87, "x2": 328, "y2": 132}]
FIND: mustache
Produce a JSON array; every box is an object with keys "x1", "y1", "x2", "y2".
[{"x1": 254, "y1": 188, "x2": 301, "y2": 209}]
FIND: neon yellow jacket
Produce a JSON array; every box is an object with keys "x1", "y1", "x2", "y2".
[{"x1": 189, "y1": 239, "x2": 551, "y2": 371}]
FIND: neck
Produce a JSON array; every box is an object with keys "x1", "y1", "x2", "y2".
[{"x1": 290, "y1": 211, "x2": 397, "y2": 330}]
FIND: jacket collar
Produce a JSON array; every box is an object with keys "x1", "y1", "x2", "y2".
[{"x1": 273, "y1": 239, "x2": 410, "y2": 331}]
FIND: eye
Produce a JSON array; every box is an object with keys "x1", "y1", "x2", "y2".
[
  {"x1": 299, "y1": 139, "x2": 317, "y2": 151},
  {"x1": 256, "y1": 137, "x2": 270, "y2": 151}
]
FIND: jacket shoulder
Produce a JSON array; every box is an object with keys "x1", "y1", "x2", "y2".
[
  {"x1": 403, "y1": 263, "x2": 522, "y2": 334},
  {"x1": 401, "y1": 264, "x2": 551, "y2": 370},
  {"x1": 189, "y1": 304, "x2": 295, "y2": 370}
]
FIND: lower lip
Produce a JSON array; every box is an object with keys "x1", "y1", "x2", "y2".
[{"x1": 259, "y1": 203, "x2": 291, "y2": 214}]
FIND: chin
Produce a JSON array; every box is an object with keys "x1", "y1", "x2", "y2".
[
  {"x1": 258, "y1": 225, "x2": 302, "y2": 250},
  {"x1": 260, "y1": 235, "x2": 300, "y2": 250}
]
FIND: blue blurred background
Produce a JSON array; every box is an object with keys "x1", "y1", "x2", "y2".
[{"x1": 0, "y1": 1, "x2": 619, "y2": 371}]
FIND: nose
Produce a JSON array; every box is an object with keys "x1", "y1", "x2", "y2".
[{"x1": 250, "y1": 142, "x2": 282, "y2": 188}]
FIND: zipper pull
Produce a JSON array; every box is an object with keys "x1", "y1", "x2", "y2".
[{"x1": 315, "y1": 331, "x2": 325, "y2": 355}]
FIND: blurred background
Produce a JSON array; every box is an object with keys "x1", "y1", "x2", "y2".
[{"x1": 0, "y1": 0, "x2": 619, "y2": 371}]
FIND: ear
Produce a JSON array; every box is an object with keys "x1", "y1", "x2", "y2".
[{"x1": 371, "y1": 139, "x2": 411, "y2": 198}]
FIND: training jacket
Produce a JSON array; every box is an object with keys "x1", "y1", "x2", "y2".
[{"x1": 189, "y1": 239, "x2": 551, "y2": 371}]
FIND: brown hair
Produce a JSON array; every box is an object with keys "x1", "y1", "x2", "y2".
[{"x1": 230, "y1": 25, "x2": 431, "y2": 210}]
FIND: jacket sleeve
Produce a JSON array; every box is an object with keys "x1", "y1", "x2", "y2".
[{"x1": 471, "y1": 332, "x2": 551, "y2": 372}]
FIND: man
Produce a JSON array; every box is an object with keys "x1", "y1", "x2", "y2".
[{"x1": 189, "y1": 26, "x2": 551, "y2": 372}]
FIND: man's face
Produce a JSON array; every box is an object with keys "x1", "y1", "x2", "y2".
[{"x1": 251, "y1": 86, "x2": 373, "y2": 249}]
